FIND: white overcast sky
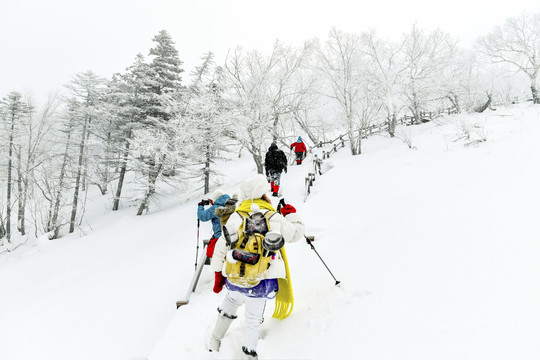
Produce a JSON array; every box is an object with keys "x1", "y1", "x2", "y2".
[{"x1": 1, "y1": 0, "x2": 539, "y2": 102}]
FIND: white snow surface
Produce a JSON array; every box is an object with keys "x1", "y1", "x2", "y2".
[{"x1": 1, "y1": 104, "x2": 540, "y2": 360}]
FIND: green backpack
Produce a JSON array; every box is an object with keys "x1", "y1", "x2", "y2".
[{"x1": 224, "y1": 210, "x2": 277, "y2": 287}]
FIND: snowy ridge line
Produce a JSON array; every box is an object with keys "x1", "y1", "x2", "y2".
[{"x1": 301, "y1": 99, "x2": 465, "y2": 202}]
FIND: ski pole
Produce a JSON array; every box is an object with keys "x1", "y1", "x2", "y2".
[
  {"x1": 305, "y1": 235, "x2": 340, "y2": 285},
  {"x1": 195, "y1": 219, "x2": 200, "y2": 270},
  {"x1": 276, "y1": 198, "x2": 286, "y2": 213}
]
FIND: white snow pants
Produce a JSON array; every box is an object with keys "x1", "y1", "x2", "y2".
[{"x1": 220, "y1": 289, "x2": 267, "y2": 351}]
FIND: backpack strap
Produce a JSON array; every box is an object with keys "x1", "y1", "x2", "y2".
[
  {"x1": 236, "y1": 211, "x2": 250, "y2": 249},
  {"x1": 264, "y1": 210, "x2": 276, "y2": 220}
]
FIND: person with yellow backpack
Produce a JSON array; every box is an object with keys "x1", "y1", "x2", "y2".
[{"x1": 207, "y1": 174, "x2": 305, "y2": 360}]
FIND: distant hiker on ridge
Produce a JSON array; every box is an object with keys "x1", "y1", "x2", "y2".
[
  {"x1": 290, "y1": 136, "x2": 307, "y2": 165},
  {"x1": 264, "y1": 142, "x2": 287, "y2": 197}
]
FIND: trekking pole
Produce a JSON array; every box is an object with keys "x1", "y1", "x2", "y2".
[
  {"x1": 276, "y1": 198, "x2": 286, "y2": 213},
  {"x1": 195, "y1": 219, "x2": 200, "y2": 270},
  {"x1": 305, "y1": 235, "x2": 340, "y2": 285},
  {"x1": 289, "y1": 148, "x2": 294, "y2": 166}
]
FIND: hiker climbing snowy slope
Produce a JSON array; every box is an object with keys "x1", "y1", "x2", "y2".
[
  {"x1": 2, "y1": 105, "x2": 540, "y2": 360},
  {"x1": 264, "y1": 143, "x2": 288, "y2": 196},
  {"x1": 290, "y1": 136, "x2": 307, "y2": 165},
  {"x1": 208, "y1": 174, "x2": 304, "y2": 360}
]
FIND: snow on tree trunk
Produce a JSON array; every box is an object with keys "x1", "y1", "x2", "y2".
[
  {"x1": 113, "y1": 141, "x2": 130, "y2": 211},
  {"x1": 137, "y1": 155, "x2": 165, "y2": 216},
  {"x1": 50, "y1": 121, "x2": 73, "y2": 239},
  {"x1": 16, "y1": 146, "x2": 25, "y2": 235},
  {"x1": 69, "y1": 114, "x2": 89, "y2": 234},
  {"x1": 531, "y1": 82, "x2": 539, "y2": 104},
  {"x1": 1, "y1": 91, "x2": 26, "y2": 243},
  {"x1": 6, "y1": 105, "x2": 15, "y2": 243}
]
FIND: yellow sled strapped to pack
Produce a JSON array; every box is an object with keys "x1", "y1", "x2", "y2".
[{"x1": 272, "y1": 247, "x2": 294, "y2": 320}]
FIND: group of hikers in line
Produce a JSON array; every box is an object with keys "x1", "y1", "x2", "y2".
[
  {"x1": 264, "y1": 136, "x2": 307, "y2": 196},
  {"x1": 195, "y1": 136, "x2": 308, "y2": 360}
]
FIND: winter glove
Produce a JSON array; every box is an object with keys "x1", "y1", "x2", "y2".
[
  {"x1": 280, "y1": 204, "x2": 296, "y2": 217},
  {"x1": 198, "y1": 201, "x2": 204, "y2": 207},
  {"x1": 213, "y1": 271, "x2": 226, "y2": 293}
]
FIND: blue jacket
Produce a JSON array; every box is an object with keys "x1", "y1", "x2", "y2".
[{"x1": 197, "y1": 194, "x2": 231, "y2": 238}]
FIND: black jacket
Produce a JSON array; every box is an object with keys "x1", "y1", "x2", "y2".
[{"x1": 264, "y1": 144, "x2": 287, "y2": 173}]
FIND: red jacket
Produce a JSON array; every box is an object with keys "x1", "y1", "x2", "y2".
[{"x1": 290, "y1": 141, "x2": 307, "y2": 153}]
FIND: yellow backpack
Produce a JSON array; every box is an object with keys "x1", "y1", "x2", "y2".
[{"x1": 224, "y1": 210, "x2": 277, "y2": 287}]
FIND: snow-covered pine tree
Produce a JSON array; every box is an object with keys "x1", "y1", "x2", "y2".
[
  {"x1": 132, "y1": 30, "x2": 185, "y2": 215},
  {"x1": 147, "y1": 29, "x2": 184, "y2": 121},
  {"x1": 107, "y1": 54, "x2": 156, "y2": 210}
]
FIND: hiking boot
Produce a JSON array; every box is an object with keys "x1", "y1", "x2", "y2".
[
  {"x1": 242, "y1": 346, "x2": 258, "y2": 360},
  {"x1": 208, "y1": 309, "x2": 237, "y2": 352}
]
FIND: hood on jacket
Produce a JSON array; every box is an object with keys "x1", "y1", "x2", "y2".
[
  {"x1": 210, "y1": 188, "x2": 225, "y2": 203},
  {"x1": 269, "y1": 142, "x2": 278, "y2": 151},
  {"x1": 297, "y1": 136, "x2": 302, "y2": 143},
  {"x1": 214, "y1": 193, "x2": 231, "y2": 207},
  {"x1": 240, "y1": 174, "x2": 269, "y2": 201}
]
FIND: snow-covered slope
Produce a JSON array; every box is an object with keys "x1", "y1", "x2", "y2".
[{"x1": 1, "y1": 104, "x2": 539, "y2": 360}]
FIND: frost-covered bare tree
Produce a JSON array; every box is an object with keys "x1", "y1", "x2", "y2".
[
  {"x1": 130, "y1": 119, "x2": 189, "y2": 215},
  {"x1": 316, "y1": 28, "x2": 381, "y2": 155},
  {"x1": 478, "y1": 12, "x2": 540, "y2": 104},
  {"x1": 438, "y1": 50, "x2": 505, "y2": 113},
  {"x1": 274, "y1": 44, "x2": 328, "y2": 147},
  {"x1": 85, "y1": 101, "x2": 118, "y2": 196},
  {"x1": 361, "y1": 28, "x2": 407, "y2": 137},
  {"x1": 288, "y1": 78, "x2": 325, "y2": 146},
  {"x1": 12, "y1": 94, "x2": 61, "y2": 237},
  {"x1": 15, "y1": 94, "x2": 61, "y2": 238},
  {"x1": 35, "y1": 106, "x2": 76, "y2": 239},
  {"x1": 64, "y1": 71, "x2": 107, "y2": 233},
  {"x1": 266, "y1": 41, "x2": 311, "y2": 145},
  {"x1": 400, "y1": 24, "x2": 456, "y2": 123},
  {"x1": 437, "y1": 48, "x2": 475, "y2": 112},
  {"x1": 0, "y1": 92, "x2": 30, "y2": 243},
  {"x1": 222, "y1": 41, "x2": 310, "y2": 172},
  {"x1": 182, "y1": 52, "x2": 233, "y2": 193}
]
